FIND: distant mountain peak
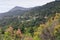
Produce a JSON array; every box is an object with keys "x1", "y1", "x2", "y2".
[
  {"x1": 14, "y1": 6, "x2": 21, "y2": 8},
  {"x1": 14, "y1": 6, "x2": 26, "y2": 9},
  {"x1": 9, "y1": 6, "x2": 28, "y2": 12}
]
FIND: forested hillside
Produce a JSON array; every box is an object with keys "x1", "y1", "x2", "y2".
[{"x1": 0, "y1": 1, "x2": 60, "y2": 40}]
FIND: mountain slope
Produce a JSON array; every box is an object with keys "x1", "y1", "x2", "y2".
[
  {"x1": 0, "y1": 6, "x2": 31, "y2": 18},
  {"x1": 24, "y1": 1, "x2": 60, "y2": 18},
  {"x1": 0, "y1": 1, "x2": 60, "y2": 29}
]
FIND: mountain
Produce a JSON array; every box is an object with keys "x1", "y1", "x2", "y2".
[
  {"x1": 9, "y1": 6, "x2": 30, "y2": 12},
  {"x1": 0, "y1": 6, "x2": 31, "y2": 18},
  {"x1": 24, "y1": 1, "x2": 60, "y2": 18},
  {"x1": 0, "y1": 1, "x2": 60, "y2": 18},
  {"x1": 0, "y1": 1, "x2": 60, "y2": 29},
  {"x1": 0, "y1": 1, "x2": 60, "y2": 40}
]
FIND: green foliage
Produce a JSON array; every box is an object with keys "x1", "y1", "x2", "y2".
[
  {"x1": 33, "y1": 36, "x2": 40, "y2": 40},
  {"x1": 0, "y1": 1, "x2": 60, "y2": 40}
]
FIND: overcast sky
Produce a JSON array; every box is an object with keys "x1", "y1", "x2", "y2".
[{"x1": 0, "y1": 0, "x2": 54, "y2": 13}]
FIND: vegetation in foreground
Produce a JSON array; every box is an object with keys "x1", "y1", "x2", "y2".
[
  {"x1": 0, "y1": 1, "x2": 60, "y2": 40},
  {"x1": 0, "y1": 13, "x2": 60, "y2": 40}
]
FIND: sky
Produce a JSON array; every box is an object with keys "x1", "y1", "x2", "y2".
[{"x1": 0, "y1": 0, "x2": 54, "y2": 13}]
